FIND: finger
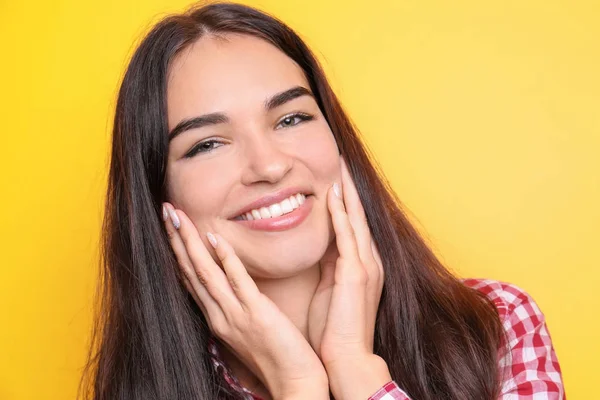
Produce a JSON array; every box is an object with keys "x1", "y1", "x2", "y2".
[
  {"x1": 207, "y1": 232, "x2": 261, "y2": 307},
  {"x1": 340, "y1": 158, "x2": 376, "y2": 267},
  {"x1": 181, "y1": 276, "x2": 228, "y2": 336},
  {"x1": 340, "y1": 158, "x2": 384, "y2": 297},
  {"x1": 327, "y1": 183, "x2": 362, "y2": 273},
  {"x1": 327, "y1": 270, "x2": 368, "y2": 339},
  {"x1": 167, "y1": 204, "x2": 241, "y2": 313},
  {"x1": 163, "y1": 203, "x2": 224, "y2": 323},
  {"x1": 182, "y1": 275, "x2": 208, "y2": 316}
]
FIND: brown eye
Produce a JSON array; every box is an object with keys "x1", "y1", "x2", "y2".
[
  {"x1": 275, "y1": 113, "x2": 315, "y2": 129},
  {"x1": 184, "y1": 140, "x2": 224, "y2": 158},
  {"x1": 281, "y1": 116, "x2": 295, "y2": 126}
]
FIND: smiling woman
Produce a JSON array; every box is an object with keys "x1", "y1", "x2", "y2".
[
  {"x1": 79, "y1": 2, "x2": 565, "y2": 400},
  {"x1": 165, "y1": 33, "x2": 339, "y2": 278}
]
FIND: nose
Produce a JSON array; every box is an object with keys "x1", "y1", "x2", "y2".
[{"x1": 240, "y1": 133, "x2": 293, "y2": 185}]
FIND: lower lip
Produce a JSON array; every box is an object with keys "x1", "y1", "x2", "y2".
[{"x1": 231, "y1": 196, "x2": 314, "y2": 232}]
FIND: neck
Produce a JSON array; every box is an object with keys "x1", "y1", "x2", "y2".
[{"x1": 217, "y1": 263, "x2": 322, "y2": 398}]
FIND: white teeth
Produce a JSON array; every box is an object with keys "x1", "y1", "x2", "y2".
[
  {"x1": 239, "y1": 193, "x2": 306, "y2": 221},
  {"x1": 290, "y1": 196, "x2": 299, "y2": 209},
  {"x1": 268, "y1": 203, "x2": 283, "y2": 217},
  {"x1": 281, "y1": 198, "x2": 293, "y2": 213},
  {"x1": 259, "y1": 207, "x2": 271, "y2": 219}
]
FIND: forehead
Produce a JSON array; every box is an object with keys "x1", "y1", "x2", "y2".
[{"x1": 166, "y1": 34, "x2": 310, "y2": 128}]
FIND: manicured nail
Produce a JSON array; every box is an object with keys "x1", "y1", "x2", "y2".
[
  {"x1": 162, "y1": 204, "x2": 169, "y2": 221},
  {"x1": 333, "y1": 182, "x2": 341, "y2": 198},
  {"x1": 206, "y1": 232, "x2": 218, "y2": 248},
  {"x1": 168, "y1": 207, "x2": 180, "y2": 229}
]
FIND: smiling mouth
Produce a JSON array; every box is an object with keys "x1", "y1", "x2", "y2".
[{"x1": 233, "y1": 193, "x2": 308, "y2": 221}]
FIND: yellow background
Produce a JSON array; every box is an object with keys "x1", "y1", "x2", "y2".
[{"x1": 1, "y1": 0, "x2": 598, "y2": 398}]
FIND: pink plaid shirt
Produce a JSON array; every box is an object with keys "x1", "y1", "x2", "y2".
[{"x1": 208, "y1": 279, "x2": 565, "y2": 399}]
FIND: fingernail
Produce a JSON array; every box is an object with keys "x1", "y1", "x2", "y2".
[
  {"x1": 206, "y1": 232, "x2": 218, "y2": 248},
  {"x1": 162, "y1": 204, "x2": 169, "y2": 221},
  {"x1": 168, "y1": 207, "x2": 180, "y2": 229},
  {"x1": 333, "y1": 182, "x2": 341, "y2": 198}
]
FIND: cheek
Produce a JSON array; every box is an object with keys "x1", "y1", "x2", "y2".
[
  {"x1": 300, "y1": 125, "x2": 340, "y2": 180},
  {"x1": 167, "y1": 165, "x2": 230, "y2": 226}
]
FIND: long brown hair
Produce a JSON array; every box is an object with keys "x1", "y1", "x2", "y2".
[{"x1": 80, "y1": 2, "x2": 505, "y2": 399}]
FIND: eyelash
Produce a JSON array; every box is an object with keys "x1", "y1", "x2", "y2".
[{"x1": 183, "y1": 112, "x2": 315, "y2": 158}]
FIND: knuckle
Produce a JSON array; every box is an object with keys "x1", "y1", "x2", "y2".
[
  {"x1": 210, "y1": 319, "x2": 228, "y2": 338},
  {"x1": 369, "y1": 274, "x2": 382, "y2": 292},
  {"x1": 364, "y1": 270, "x2": 371, "y2": 285},
  {"x1": 344, "y1": 267, "x2": 368, "y2": 286},
  {"x1": 177, "y1": 230, "x2": 192, "y2": 247},
  {"x1": 166, "y1": 228, "x2": 178, "y2": 240},
  {"x1": 180, "y1": 265, "x2": 195, "y2": 282},
  {"x1": 228, "y1": 276, "x2": 240, "y2": 293},
  {"x1": 333, "y1": 208, "x2": 346, "y2": 219},
  {"x1": 195, "y1": 270, "x2": 210, "y2": 287},
  {"x1": 358, "y1": 272, "x2": 369, "y2": 286},
  {"x1": 367, "y1": 274, "x2": 379, "y2": 291},
  {"x1": 342, "y1": 226, "x2": 355, "y2": 240},
  {"x1": 248, "y1": 306, "x2": 273, "y2": 329},
  {"x1": 218, "y1": 250, "x2": 231, "y2": 264},
  {"x1": 364, "y1": 259, "x2": 378, "y2": 274}
]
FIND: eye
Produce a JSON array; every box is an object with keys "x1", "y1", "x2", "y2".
[
  {"x1": 276, "y1": 112, "x2": 314, "y2": 129},
  {"x1": 184, "y1": 139, "x2": 224, "y2": 158}
]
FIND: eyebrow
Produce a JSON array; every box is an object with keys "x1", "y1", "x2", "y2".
[{"x1": 168, "y1": 85, "x2": 314, "y2": 141}]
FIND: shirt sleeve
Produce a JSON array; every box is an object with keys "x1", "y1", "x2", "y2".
[
  {"x1": 368, "y1": 280, "x2": 565, "y2": 400},
  {"x1": 494, "y1": 282, "x2": 566, "y2": 399},
  {"x1": 367, "y1": 381, "x2": 411, "y2": 400}
]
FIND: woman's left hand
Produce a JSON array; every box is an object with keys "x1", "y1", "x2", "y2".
[{"x1": 307, "y1": 157, "x2": 391, "y2": 400}]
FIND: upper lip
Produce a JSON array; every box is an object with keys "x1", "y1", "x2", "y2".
[{"x1": 229, "y1": 186, "x2": 311, "y2": 219}]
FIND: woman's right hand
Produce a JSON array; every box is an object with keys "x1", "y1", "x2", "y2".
[{"x1": 162, "y1": 203, "x2": 329, "y2": 400}]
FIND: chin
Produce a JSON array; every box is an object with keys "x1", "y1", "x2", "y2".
[{"x1": 241, "y1": 232, "x2": 332, "y2": 279}]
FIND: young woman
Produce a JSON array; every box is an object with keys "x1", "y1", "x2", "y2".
[{"x1": 81, "y1": 2, "x2": 565, "y2": 399}]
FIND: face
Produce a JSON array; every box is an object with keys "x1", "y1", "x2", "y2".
[{"x1": 165, "y1": 34, "x2": 340, "y2": 279}]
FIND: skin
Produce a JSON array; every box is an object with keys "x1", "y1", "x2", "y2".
[
  {"x1": 165, "y1": 33, "x2": 338, "y2": 340},
  {"x1": 162, "y1": 33, "x2": 391, "y2": 399}
]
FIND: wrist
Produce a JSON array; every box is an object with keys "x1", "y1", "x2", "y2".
[
  {"x1": 283, "y1": 387, "x2": 329, "y2": 400},
  {"x1": 274, "y1": 372, "x2": 329, "y2": 400},
  {"x1": 325, "y1": 354, "x2": 392, "y2": 400}
]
